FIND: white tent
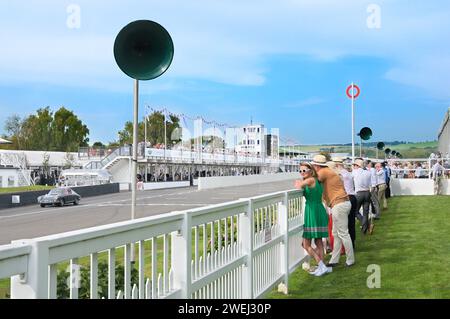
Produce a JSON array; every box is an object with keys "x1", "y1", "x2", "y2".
[{"x1": 0, "y1": 137, "x2": 12, "y2": 144}]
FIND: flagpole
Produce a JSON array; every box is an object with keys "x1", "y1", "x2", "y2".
[{"x1": 351, "y1": 82, "x2": 355, "y2": 162}]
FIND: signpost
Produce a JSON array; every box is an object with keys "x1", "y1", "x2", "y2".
[{"x1": 346, "y1": 83, "x2": 360, "y2": 162}]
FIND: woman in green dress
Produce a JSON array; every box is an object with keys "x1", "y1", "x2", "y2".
[{"x1": 295, "y1": 162, "x2": 331, "y2": 276}]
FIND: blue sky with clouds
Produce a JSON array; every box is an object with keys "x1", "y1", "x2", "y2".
[{"x1": 0, "y1": 0, "x2": 449, "y2": 145}]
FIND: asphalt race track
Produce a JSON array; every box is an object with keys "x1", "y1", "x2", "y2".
[{"x1": 0, "y1": 180, "x2": 296, "y2": 245}]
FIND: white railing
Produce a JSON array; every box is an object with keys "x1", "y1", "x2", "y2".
[
  {"x1": 0, "y1": 189, "x2": 306, "y2": 299},
  {"x1": 83, "y1": 146, "x2": 303, "y2": 169},
  {"x1": 145, "y1": 148, "x2": 302, "y2": 166}
]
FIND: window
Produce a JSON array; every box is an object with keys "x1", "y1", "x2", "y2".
[
  {"x1": 8, "y1": 176, "x2": 15, "y2": 187},
  {"x1": 257, "y1": 128, "x2": 260, "y2": 133},
  {"x1": 257, "y1": 140, "x2": 260, "y2": 145},
  {"x1": 0, "y1": 176, "x2": 2, "y2": 187}
]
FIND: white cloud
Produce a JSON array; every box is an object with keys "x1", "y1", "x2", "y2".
[{"x1": 0, "y1": 0, "x2": 449, "y2": 99}]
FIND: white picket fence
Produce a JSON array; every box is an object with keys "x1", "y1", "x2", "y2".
[{"x1": 0, "y1": 189, "x2": 306, "y2": 299}]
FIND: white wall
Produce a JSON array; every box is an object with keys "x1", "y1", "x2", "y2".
[
  {"x1": 0, "y1": 169, "x2": 19, "y2": 188},
  {"x1": 441, "y1": 180, "x2": 450, "y2": 195},
  {"x1": 198, "y1": 172, "x2": 299, "y2": 190},
  {"x1": 390, "y1": 178, "x2": 449, "y2": 196},
  {"x1": 143, "y1": 181, "x2": 190, "y2": 190},
  {"x1": 109, "y1": 158, "x2": 131, "y2": 184}
]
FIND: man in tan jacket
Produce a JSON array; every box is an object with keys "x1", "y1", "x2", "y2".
[{"x1": 311, "y1": 155, "x2": 355, "y2": 267}]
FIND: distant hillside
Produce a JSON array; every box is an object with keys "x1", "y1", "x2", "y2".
[{"x1": 281, "y1": 141, "x2": 438, "y2": 159}]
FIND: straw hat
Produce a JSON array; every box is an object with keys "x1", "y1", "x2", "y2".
[
  {"x1": 332, "y1": 157, "x2": 344, "y2": 164},
  {"x1": 326, "y1": 161, "x2": 337, "y2": 170},
  {"x1": 353, "y1": 159, "x2": 364, "y2": 168},
  {"x1": 311, "y1": 155, "x2": 328, "y2": 166}
]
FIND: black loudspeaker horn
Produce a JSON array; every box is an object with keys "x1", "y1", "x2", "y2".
[
  {"x1": 358, "y1": 127, "x2": 372, "y2": 141},
  {"x1": 114, "y1": 20, "x2": 174, "y2": 80},
  {"x1": 377, "y1": 142, "x2": 385, "y2": 150},
  {"x1": 384, "y1": 148, "x2": 391, "y2": 155}
]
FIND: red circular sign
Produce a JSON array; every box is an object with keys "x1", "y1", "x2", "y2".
[{"x1": 346, "y1": 84, "x2": 360, "y2": 99}]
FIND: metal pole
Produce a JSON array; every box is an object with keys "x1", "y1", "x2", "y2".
[
  {"x1": 351, "y1": 82, "x2": 355, "y2": 162},
  {"x1": 359, "y1": 137, "x2": 362, "y2": 158},
  {"x1": 131, "y1": 79, "x2": 139, "y2": 263},
  {"x1": 144, "y1": 110, "x2": 147, "y2": 154},
  {"x1": 164, "y1": 111, "x2": 167, "y2": 160}
]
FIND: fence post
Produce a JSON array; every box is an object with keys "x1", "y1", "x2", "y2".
[
  {"x1": 10, "y1": 240, "x2": 49, "y2": 299},
  {"x1": 278, "y1": 192, "x2": 289, "y2": 294},
  {"x1": 171, "y1": 213, "x2": 192, "y2": 298},
  {"x1": 239, "y1": 199, "x2": 254, "y2": 299}
]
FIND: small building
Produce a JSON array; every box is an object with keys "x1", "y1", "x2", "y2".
[
  {"x1": 0, "y1": 149, "x2": 89, "y2": 187},
  {"x1": 235, "y1": 124, "x2": 266, "y2": 157}
]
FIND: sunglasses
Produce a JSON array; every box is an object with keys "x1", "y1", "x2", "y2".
[{"x1": 300, "y1": 169, "x2": 310, "y2": 173}]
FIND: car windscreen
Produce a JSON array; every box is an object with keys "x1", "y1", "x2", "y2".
[{"x1": 48, "y1": 189, "x2": 64, "y2": 195}]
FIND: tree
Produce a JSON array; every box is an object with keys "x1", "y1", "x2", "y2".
[
  {"x1": 2, "y1": 107, "x2": 90, "y2": 152},
  {"x1": 92, "y1": 141, "x2": 105, "y2": 148},
  {"x1": 51, "y1": 107, "x2": 89, "y2": 151},
  {"x1": 3, "y1": 115, "x2": 23, "y2": 149},
  {"x1": 319, "y1": 151, "x2": 331, "y2": 161},
  {"x1": 64, "y1": 152, "x2": 76, "y2": 169},
  {"x1": 21, "y1": 107, "x2": 53, "y2": 151},
  {"x1": 118, "y1": 121, "x2": 144, "y2": 145},
  {"x1": 118, "y1": 111, "x2": 181, "y2": 146}
]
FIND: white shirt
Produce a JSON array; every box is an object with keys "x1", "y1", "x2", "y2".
[
  {"x1": 415, "y1": 167, "x2": 424, "y2": 178},
  {"x1": 432, "y1": 163, "x2": 444, "y2": 177},
  {"x1": 376, "y1": 169, "x2": 386, "y2": 185},
  {"x1": 339, "y1": 169, "x2": 355, "y2": 195},
  {"x1": 369, "y1": 167, "x2": 377, "y2": 187},
  {"x1": 352, "y1": 168, "x2": 371, "y2": 192}
]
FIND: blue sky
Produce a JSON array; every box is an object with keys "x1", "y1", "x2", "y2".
[{"x1": 0, "y1": 0, "x2": 449, "y2": 145}]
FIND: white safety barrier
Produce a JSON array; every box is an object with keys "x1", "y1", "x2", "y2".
[
  {"x1": 198, "y1": 172, "x2": 299, "y2": 190},
  {"x1": 0, "y1": 189, "x2": 306, "y2": 299},
  {"x1": 143, "y1": 181, "x2": 190, "y2": 190},
  {"x1": 390, "y1": 178, "x2": 450, "y2": 195}
]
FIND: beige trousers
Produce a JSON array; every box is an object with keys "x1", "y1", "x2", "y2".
[
  {"x1": 434, "y1": 176, "x2": 443, "y2": 195},
  {"x1": 329, "y1": 201, "x2": 355, "y2": 265},
  {"x1": 377, "y1": 184, "x2": 387, "y2": 209}
]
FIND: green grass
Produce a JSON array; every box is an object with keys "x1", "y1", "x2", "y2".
[
  {"x1": 0, "y1": 185, "x2": 53, "y2": 194},
  {"x1": 268, "y1": 195, "x2": 450, "y2": 299},
  {"x1": 2, "y1": 196, "x2": 449, "y2": 298}
]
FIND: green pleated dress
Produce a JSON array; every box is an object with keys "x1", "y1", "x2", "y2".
[{"x1": 303, "y1": 179, "x2": 329, "y2": 239}]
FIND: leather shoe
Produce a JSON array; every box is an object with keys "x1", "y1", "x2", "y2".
[
  {"x1": 326, "y1": 263, "x2": 338, "y2": 267},
  {"x1": 345, "y1": 262, "x2": 355, "y2": 268}
]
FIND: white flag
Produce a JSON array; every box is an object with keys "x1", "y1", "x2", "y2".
[{"x1": 165, "y1": 112, "x2": 172, "y2": 123}]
